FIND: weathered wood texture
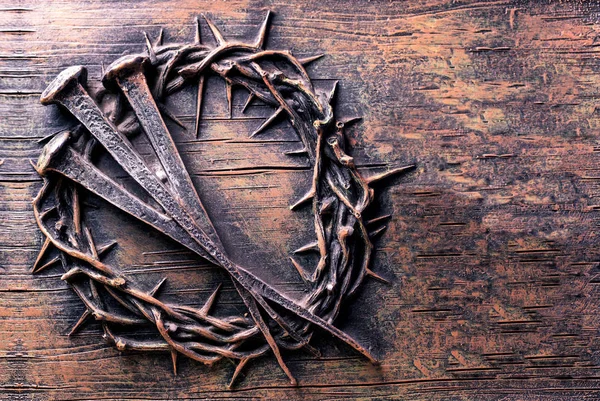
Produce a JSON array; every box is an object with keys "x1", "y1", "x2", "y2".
[{"x1": 3, "y1": 0, "x2": 600, "y2": 399}]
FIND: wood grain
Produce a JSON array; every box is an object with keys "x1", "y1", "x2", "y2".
[{"x1": 4, "y1": 0, "x2": 600, "y2": 399}]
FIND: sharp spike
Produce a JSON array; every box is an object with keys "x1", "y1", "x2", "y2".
[
  {"x1": 365, "y1": 268, "x2": 389, "y2": 284},
  {"x1": 194, "y1": 16, "x2": 202, "y2": 44},
  {"x1": 195, "y1": 76, "x2": 204, "y2": 138},
  {"x1": 200, "y1": 284, "x2": 222, "y2": 315},
  {"x1": 254, "y1": 10, "x2": 271, "y2": 49},
  {"x1": 202, "y1": 14, "x2": 226, "y2": 46},
  {"x1": 278, "y1": 353, "x2": 296, "y2": 385},
  {"x1": 326, "y1": 81, "x2": 338, "y2": 105},
  {"x1": 156, "y1": 102, "x2": 186, "y2": 130},
  {"x1": 366, "y1": 214, "x2": 392, "y2": 226},
  {"x1": 228, "y1": 358, "x2": 250, "y2": 388},
  {"x1": 238, "y1": 284, "x2": 297, "y2": 386},
  {"x1": 284, "y1": 148, "x2": 308, "y2": 156},
  {"x1": 84, "y1": 226, "x2": 98, "y2": 259},
  {"x1": 155, "y1": 28, "x2": 164, "y2": 47},
  {"x1": 369, "y1": 225, "x2": 387, "y2": 239},
  {"x1": 290, "y1": 188, "x2": 315, "y2": 210},
  {"x1": 226, "y1": 80, "x2": 233, "y2": 119},
  {"x1": 365, "y1": 164, "x2": 416, "y2": 185},
  {"x1": 68, "y1": 309, "x2": 92, "y2": 336},
  {"x1": 72, "y1": 187, "x2": 81, "y2": 235},
  {"x1": 37, "y1": 129, "x2": 67, "y2": 144},
  {"x1": 97, "y1": 240, "x2": 118, "y2": 257},
  {"x1": 290, "y1": 257, "x2": 313, "y2": 283},
  {"x1": 39, "y1": 205, "x2": 57, "y2": 219},
  {"x1": 37, "y1": 132, "x2": 56, "y2": 144},
  {"x1": 298, "y1": 53, "x2": 325, "y2": 66},
  {"x1": 293, "y1": 241, "x2": 319, "y2": 254},
  {"x1": 143, "y1": 32, "x2": 157, "y2": 63},
  {"x1": 250, "y1": 106, "x2": 283, "y2": 138},
  {"x1": 32, "y1": 237, "x2": 53, "y2": 273},
  {"x1": 32, "y1": 256, "x2": 60, "y2": 274},
  {"x1": 171, "y1": 349, "x2": 178, "y2": 375},
  {"x1": 242, "y1": 93, "x2": 255, "y2": 113},
  {"x1": 319, "y1": 196, "x2": 336, "y2": 214},
  {"x1": 340, "y1": 116, "x2": 362, "y2": 127},
  {"x1": 149, "y1": 277, "x2": 167, "y2": 297}
]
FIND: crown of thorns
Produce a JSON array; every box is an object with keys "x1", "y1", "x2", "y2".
[{"x1": 32, "y1": 11, "x2": 413, "y2": 387}]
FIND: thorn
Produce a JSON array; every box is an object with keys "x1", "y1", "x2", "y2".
[
  {"x1": 290, "y1": 257, "x2": 313, "y2": 283},
  {"x1": 236, "y1": 282, "x2": 297, "y2": 385},
  {"x1": 326, "y1": 81, "x2": 338, "y2": 105},
  {"x1": 365, "y1": 164, "x2": 416, "y2": 185},
  {"x1": 241, "y1": 93, "x2": 254, "y2": 113},
  {"x1": 97, "y1": 240, "x2": 118, "y2": 256},
  {"x1": 365, "y1": 268, "x2": 389, "y2": 284},
  {"x1": 71, "y1": 187, "x2": 81, "y2": 235},
  {"x1": 39, "y1": 206, "x2": 57, "y2": 219},
  {"x1": 319, "y1": 196, "x2": 336, "y2": 214},
  {"x1": 37, "y1": 129, "x2": 67, "y2": 144},
  {"x1": 68, "y1": 309, "x2": 92, "y2": 336},
  {"x1": 366, "y1": 214, "x2": 392, "y2": 226},
  {"x1": 289, "y1": 188, "x2": 315, "y2": 210},
  {"x1": 32, "y1": 256, "x2": 60, "y2": 274},
  {"x1": 254, "y1": 10, "x2": 271, "y2": 48},
  {"x1": 293, "y1": 241, "x2": 319, "y2": 254},
  {"x1": 226, "y1": 80, "x2": 233, "y2": 119},
  {"x1": 149, "y1": 277, "x2": 167, "y2": 297},
  {"x1": 143, "y1": 31, "x2": 157, "y2": 63},
  {"x1": 250, "y1": 106, "x2": 283, "y2": 137},
  {"x1": 101, "y1": 62, "x2": 105, "y2": 76},
  {"x1": 171, "y1": 349, "x2": 178, "y2": 375},
  {"x1": 369, "y1": 225, "x2": 387, "y2": 238},
  {"x1": 83, "y1": 226, "x2": 98, "y2": 259},
  {"x1": 228, "y1": 358, "x2": 250, "y2": 388},
  {"x1": 194, "y1": 16, "x2": 202, "y2": 44},
  {"x1": 303, "y1": 333, "x2": 321, "y2": 357},
  {"x1": 200, "y1": 284, "x2": 221, "y2": 315},
  {"x1": 157, "y1": 102, "x2": 186, "y2": 130},
  {"x1": 284, "y1": 148, "x2": 308, "y2": 156},
  {"x1": 202, "y1": 14, "x2": 225, "y2": 45},
  {"x1": 155, "y1": 28, "x2": 164, "y2": 47},
  {"x1": 340, "y1": 116, "x2": 362, "y2": 127},
  {"x1": 32, "y1": 237, "x2": 53, "y2": 273},
  {"x1": 298, "y1": 53, "x2": 325, "y2": 66},
  {"x1": 37, "y1": 132, "x2": 57, "y2": 144},
  {"x1": 195, "y1": 76, "x2": 204, "y2": 138}
]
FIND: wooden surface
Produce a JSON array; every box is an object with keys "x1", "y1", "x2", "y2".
[{"x1": 4, "y1": 0, "x2": 600, "y2": 399}]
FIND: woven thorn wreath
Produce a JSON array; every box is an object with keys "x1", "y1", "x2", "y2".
[{"x1": 31, "y1": 11, "x2": 414, "y2": 387}]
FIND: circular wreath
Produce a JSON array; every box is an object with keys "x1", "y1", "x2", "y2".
[{"x1": 32, "y1": 12, "x2": 412, "y2": 387}]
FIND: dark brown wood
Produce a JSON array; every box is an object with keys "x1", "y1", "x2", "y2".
[{"x1": 4, "y1": 0, "x2": 600, "y2": 399}]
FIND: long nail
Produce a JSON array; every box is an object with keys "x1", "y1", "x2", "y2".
[
  {"x1": 40, "y1": 66, "x2": 224, "y2": 263},
  {"x1": 35, "y1": 130, "x2": 217, "y2": 265},
  {"x1": 103, "y1": 55, "x2": 224, "y2": 251}
]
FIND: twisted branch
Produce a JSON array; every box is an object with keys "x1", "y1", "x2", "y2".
[{"x1": 33, "y1": 12, "x2": 412, "y2": 387}]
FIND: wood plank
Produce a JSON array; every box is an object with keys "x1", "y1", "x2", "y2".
[{"x1": 3, "y1": 0, "x2": 600, "y2": 399}]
